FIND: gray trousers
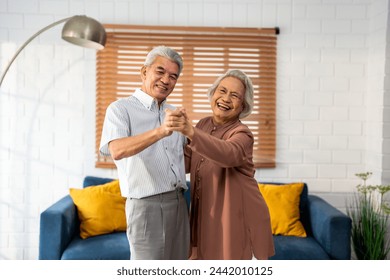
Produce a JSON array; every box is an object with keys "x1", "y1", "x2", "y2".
[{"x1": 125, "y1": 189, "x2": 190, "y2": 260}]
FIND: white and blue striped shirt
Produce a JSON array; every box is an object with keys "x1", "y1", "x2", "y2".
[{"x1": 99, "y1": 89, "x2": 187, "y2": 198}]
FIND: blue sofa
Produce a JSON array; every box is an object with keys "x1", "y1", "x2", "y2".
[{"x1": 39, "y1": 176, "x2": 352, "y2": 260}]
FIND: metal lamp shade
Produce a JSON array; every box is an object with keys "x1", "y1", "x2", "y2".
[
  {"x1": 0, "y1": 15, "x2": 106, "y2": 87},
  {"x1": 62, "y1": 15, "x2": 106, "y2": 50}
]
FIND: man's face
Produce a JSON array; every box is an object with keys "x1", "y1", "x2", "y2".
[{"x1": 140, "y1": 56, "x2": 180, "y2": 104}]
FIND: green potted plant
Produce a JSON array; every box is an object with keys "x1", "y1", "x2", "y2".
[{"x1": 347, "y1": 172, "x2": 390, "y2": 260}]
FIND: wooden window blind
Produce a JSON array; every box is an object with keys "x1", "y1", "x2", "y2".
[{"x1": 96, "y1": 24, "x2": 278, "y2": 168}]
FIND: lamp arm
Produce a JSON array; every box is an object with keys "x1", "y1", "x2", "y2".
[{"x1": 0, "y1": 16, "x2": 72, "y2": 87}]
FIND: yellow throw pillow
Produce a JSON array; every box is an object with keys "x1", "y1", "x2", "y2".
[
  {"x1": 258, "y1": 183, "x2": 307, "y2": 237},
  {"x1": 69, "y1": 180, "x2": 127, "y2": 239}
]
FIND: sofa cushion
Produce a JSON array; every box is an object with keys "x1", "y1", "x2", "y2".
[
  {"x1": 69, "y1": 180, "x2": 127, "y2": 239},
  {"x1": 269, "y1": 235, "x2": 330, "y2": 260},
  {"x1": 259, "y1": 183, "x2": 307, "y2": 237},
  {"x1": 61, "y1": 232, "x2": 130, "y2": 260},
  {"x1": 83, "y1": 176, "x2": 115, "y2": 188}
]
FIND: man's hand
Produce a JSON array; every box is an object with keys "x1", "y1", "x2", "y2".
[{"x1": 165, "y1": 108, "x2": 194, "y2": 140}]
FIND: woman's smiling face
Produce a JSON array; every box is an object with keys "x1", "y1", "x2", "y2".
[{"x1": 211, "y1": 76, "x2": 245, "y2": 125}]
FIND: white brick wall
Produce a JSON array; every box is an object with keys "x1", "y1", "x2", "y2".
[{"x1": 0, "y1": 0, "x2": 389, "y2": 260}]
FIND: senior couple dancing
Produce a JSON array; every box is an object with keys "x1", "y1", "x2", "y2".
[{"x1": 99, "y1": 45, "x2": 275, "y2": 260}]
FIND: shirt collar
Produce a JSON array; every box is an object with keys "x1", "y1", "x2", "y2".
[
  {"x1": 133, "y1": 88, "x2": 166, "y2": 111},
  {"x1": 211, "y1": 117, "x2": 240, "y2": 129}
]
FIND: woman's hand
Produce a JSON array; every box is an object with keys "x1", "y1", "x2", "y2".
[{"x1": 165, "y1": 108, "x2": 194, "y2": 140}]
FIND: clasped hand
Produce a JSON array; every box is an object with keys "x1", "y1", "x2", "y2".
[{"x1": 164, "y1": 108, "x2": 194, "y2": 139}]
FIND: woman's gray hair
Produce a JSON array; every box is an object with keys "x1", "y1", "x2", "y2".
[
  {"x1": 207, "y1": 69, "x2": 254, "y2": 119},
  {"x1": 144, "y1": 46, "x2": 183, "y2": 76}
]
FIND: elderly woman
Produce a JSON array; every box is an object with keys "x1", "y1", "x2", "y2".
[{"x1": 167, "y1": 69, "x2": 275, "y2": 260}]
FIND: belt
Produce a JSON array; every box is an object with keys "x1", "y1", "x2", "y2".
[{"x1": 142, "y1": 188, "x2": 184, "y2": 200}]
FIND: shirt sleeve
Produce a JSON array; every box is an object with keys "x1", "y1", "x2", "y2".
[
  {"x1": 99, "y1": 101, "x2": 131, "y2": 156},
  {"x1": 189, "y1": 126, "x2": 253, "y2": 168}
]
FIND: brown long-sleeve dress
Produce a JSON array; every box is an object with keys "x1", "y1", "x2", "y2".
[{"x1": 185, "y1": 116, "x2": 275, "y2": 260}]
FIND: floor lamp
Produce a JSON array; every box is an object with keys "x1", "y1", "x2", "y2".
[{"x1": 0, "y1": 15, "x2": 107, "y2": 87}]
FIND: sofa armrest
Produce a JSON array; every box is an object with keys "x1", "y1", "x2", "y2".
[
  {"x1": 307, "y1": 195, "x2": 352, "y2": 260},
  {"x1": 39, "y1": 195, "x2": 78, "y2": 260}
]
